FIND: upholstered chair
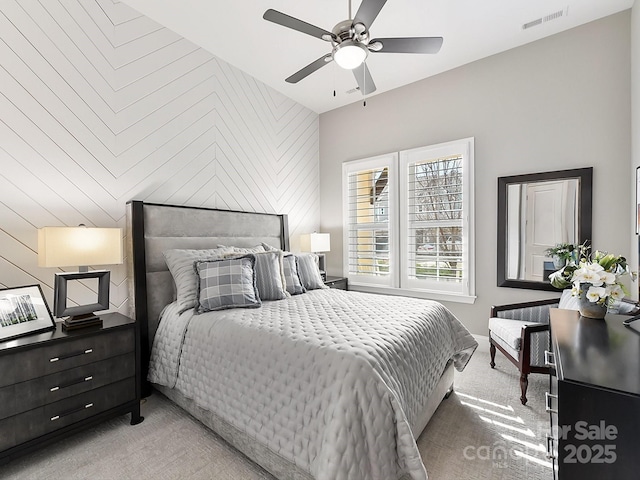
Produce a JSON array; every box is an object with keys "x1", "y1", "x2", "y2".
[
  {"x1": 489, "y1": 291, "x2": 639, "y2": 405},
  {"x1": 488, "y1": 299, "x2": 557, "y2": 405}
]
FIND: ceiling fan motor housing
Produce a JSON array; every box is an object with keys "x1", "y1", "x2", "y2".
[{"x1": 331, "y1": 20, "x2": 369, "y2": 45}]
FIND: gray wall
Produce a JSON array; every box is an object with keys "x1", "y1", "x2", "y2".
[{"x1": 319, "y1": 11, "x2": 632, "y2": 335}]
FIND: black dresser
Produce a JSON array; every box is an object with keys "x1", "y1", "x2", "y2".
[
  {"x1": 547, "y1": 308, "x2": 640, "y2": 479},
  {"x1": 0, "y1": 313, "x2": 142, "y2": 464}
]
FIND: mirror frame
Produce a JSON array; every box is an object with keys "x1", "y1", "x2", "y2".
[{"x1": 497, "y1": 167, "x2": 593, "y2": 291}]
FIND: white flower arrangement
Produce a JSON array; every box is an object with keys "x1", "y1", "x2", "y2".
[
  {"x1": 570, "y1": 261, "x2": 626, "y2": 306},
  {"x1": 549, "y1": 245, "x2": 634, "y2": 307}
]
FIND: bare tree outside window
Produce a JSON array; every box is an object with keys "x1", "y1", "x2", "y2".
[{"x1": 410, "y1": 155, "x2": 463, "y2": 282}]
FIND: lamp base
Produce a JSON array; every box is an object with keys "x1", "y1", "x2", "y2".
[{"x1": 62, "y1": 313, "x2": 103, "y2": 331}]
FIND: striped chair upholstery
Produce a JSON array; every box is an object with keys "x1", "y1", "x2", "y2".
[{"x1": 488, "y1": 298, "x2": 560, "y2": 405}]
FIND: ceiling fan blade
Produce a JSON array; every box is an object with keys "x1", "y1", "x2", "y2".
[
  {"x1": 353, "y1": 63, "x2": 376, "y2": 95},
  {"x1": 286, "y1": 54, "x2": 333, "y2": 84},
  {"x1": 354, "y1": 0, "x2": 388, "y2": 28},
  {"x1": 263, "y1": 9, "x2": 334, "y2": 41},
  {"x1": 370, "y1": 37, "x2": 443, "y2": 54}
]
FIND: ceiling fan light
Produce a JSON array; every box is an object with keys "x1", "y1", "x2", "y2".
[{"x1": 333, "y1": 41, "x2": 368, "y2": 70}]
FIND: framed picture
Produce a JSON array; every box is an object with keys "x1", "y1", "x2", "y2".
[
  {"x1": 636, "y1": 166, "x2": 640, "y2": 235},
  {"x1": 0, "y1": 284, "x2": 56, "y2": 342}
]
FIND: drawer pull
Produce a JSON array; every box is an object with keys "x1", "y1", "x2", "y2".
[
  {"x1": 546, "y1": 434, "x2": 556, "y2": 459},
  {"x1": 49, "y1": 375, "x2": 94, "y2": 392},
  {"x1": 50, "y1": 402, "x2": 94, "y2": 421},
  {"x1": 49, "y1": 348, "x2": 93, "y2": 363},
  {"x1": 544, "y1": 350, "x2": 556, "y2": 368},
  {"x1": 545, "y1": 392, "x2": 558, "y2": 414}
]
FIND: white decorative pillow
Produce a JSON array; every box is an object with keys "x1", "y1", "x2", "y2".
[
  {"x1": 253, "y1": 251, "x2": 289, "y2": 301},
  {"x1": 282, "y1": 254, "x2": 305, "y2": 295},
  {"x1": 164, "y1": 247, "x2": 234, "y2": 313},
  {"x1": 217, "y1": 244, "x2": 266, "y2": 254},
  {"x1": 261, "y1": 243, "x2": 280, "y2": 252},
  {"x1": 194, "y1": 256, "x2": 261, "y2": 313},
  {"x1": 296, "y1": 253, "x2": 327, "y2": 291},
  {"x1": 558, "y1": 289, "x2": 579, "y2": 311}
]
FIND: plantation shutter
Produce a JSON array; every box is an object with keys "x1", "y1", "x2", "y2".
[
  {"x1": 400, "y1": 140, "x2": 472, "y2": 295},
  {"x1": 343, "y1": 153, "x2": 397, "y2": 287}
]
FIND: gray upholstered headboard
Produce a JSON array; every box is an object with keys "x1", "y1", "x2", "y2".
[{"x1": 126, "y1": 201, "x2": 289, "y2": 392}]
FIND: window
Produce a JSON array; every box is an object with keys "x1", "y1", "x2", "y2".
[
  {"x1": 343, "y1": 153, "x2": 397, "y2": 287},
  {"x1": 343, "y1": 139, "x2": 475, "y2": 302}
]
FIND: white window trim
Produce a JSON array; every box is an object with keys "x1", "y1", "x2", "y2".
[
  {"x1": 342, "y1": 138, "x2": 475, "y2": 304},
  {"x1": 342, "y1": 153, "x2": 399, "y2": 288},
  {"x1": 400, "y1": 138, "x2": 475, "y2": 297}
]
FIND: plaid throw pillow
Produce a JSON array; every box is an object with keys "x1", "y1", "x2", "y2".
[
  {"x1": 163, "y1": 247, "x2": 234, "y2": 313},
  {"x1": 194, "y1": 256, "x2": 261, "y2": 313}
]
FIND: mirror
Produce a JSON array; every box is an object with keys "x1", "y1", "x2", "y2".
[{"x1": 497, "y1": 167, "x2": 592, "y2": 291}]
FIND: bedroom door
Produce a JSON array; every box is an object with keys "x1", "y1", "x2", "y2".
[{"x1": 523, "y1": 181, "x2": 567, "y2": 282}]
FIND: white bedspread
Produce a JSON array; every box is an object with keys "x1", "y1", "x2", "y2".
[{"x1": 148, "y1": 289, "x2": 477, "y2": 480}]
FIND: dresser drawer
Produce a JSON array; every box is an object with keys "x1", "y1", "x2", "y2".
[
  {"x1": 0, "y1": 328, "x2": 134, "y2": 387},
  {"x1": 0, "y1": 377, "x2": 135, "y2": 451},
  {"x1": 0, "y1": 353, "x2": 135, "y2": 421}
]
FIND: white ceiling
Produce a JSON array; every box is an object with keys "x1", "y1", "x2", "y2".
[{"x1": 120, "y1": 0, "x2": 634, "y2": 114}]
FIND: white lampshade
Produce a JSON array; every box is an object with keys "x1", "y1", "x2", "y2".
[
  {"x1": 38, "y1": 226, "x2": 123, "y2": 268},
  {"x1": 300, "y1": 233, "x2": 331, "y2": 253},
  {"x1": 333, "y1": 41, "x2": 368, "y2": 70}
]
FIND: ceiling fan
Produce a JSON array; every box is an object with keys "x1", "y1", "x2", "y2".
[{"x1": 263, "y1": 0, "x2": 443, "y2": 96}]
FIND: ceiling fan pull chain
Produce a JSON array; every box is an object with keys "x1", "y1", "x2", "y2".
[
  {"x1": 363, "y1": 61, "x2": 367, "y2": 107},
  {"x1": 333, "y1": 62, "x2": 336, "y2": 97}
]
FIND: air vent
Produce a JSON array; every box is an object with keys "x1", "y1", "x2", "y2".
[
  {"x1": 522, "y1": 18, "x2": 543, "y2": 30},
  {"x1": 522, "y1": 7, "x2": 568, "y2": 30}
]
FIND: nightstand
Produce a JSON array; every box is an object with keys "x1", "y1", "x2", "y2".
[
  {"x1": 0, "y1": 312, "x2": 142, "y2": 465},
  {"x1": 324, "y1": 276, "x2": 348, "y2": 290}
]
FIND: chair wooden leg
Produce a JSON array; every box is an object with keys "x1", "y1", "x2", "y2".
[
  {"x1": 520, "y1": 373, "x2": 528, "y2": 405},
  {"x1": 489, "y1": 342, "x2": 496, "y2": 368}
]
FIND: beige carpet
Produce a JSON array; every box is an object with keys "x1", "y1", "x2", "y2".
[{"x1": 1, "y1": 348, "x2": 552, "y2": 480}]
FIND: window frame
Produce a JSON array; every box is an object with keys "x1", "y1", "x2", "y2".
[
  {"x1": 342, "y1": 138, "x2": 475, "y2": 304},
  {"x1": 342, "y1": 153, "x2": 399, "y2": 288},
  {"x1": 399, "y1": 139, "x2": 475, "y2": 298}
]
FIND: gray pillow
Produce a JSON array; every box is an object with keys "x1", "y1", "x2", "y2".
[
  {"x1": 296, "y1": 253, "x2": 328, "y2": 291},
  {"x1": 282, "y1": 254, "x2": 305, "y2": 295},
  {"x1": 194, "y1": 256, "x2": 261, "y2": 313},
  {"x1": 164, "y1": 247, "x2": 234, "y2": 313},
  {"x1": 253, "y1": 251, "x2": 289, "y2": 301}
]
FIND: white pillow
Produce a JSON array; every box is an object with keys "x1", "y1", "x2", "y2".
[
  {"x1": 217, "y1": 244, "x2": 266, "y2": 254},
  {"x1": 558, "y1": 289, "x2": 579, "y2": 311}
]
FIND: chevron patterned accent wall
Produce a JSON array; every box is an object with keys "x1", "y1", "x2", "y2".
[{"x1": 0, "y1": 0, "x2": 319, "y2": 317}]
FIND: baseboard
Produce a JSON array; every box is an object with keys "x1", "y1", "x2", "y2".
[{"x1": 473, "y1": 334, "x2": 489, "y2": 353}]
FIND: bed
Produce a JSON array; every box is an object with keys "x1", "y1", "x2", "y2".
[{"x1": 127, "y1": 201, "x2": 477, "y2": 480}]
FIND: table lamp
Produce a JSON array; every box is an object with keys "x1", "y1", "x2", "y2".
[{"x1": 38, "y1": 226, "x2": 123, "y2": 330}]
